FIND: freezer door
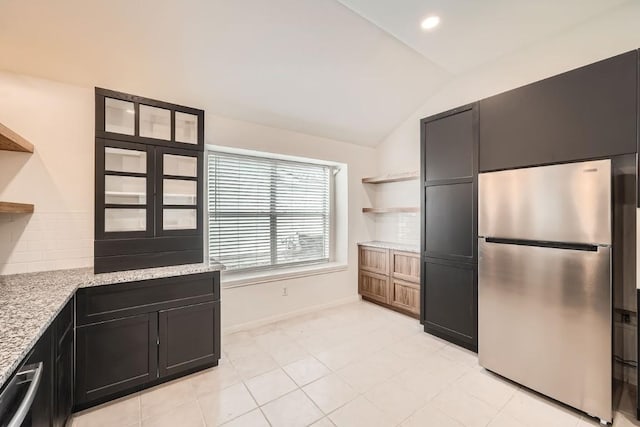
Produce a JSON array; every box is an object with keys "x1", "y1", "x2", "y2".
[
  {"x1": 478, "y1": 239, "x2": 611, "y2": 422},
  {"x1": 478, "y1": 159, "x2": 611, "y2": 245}
]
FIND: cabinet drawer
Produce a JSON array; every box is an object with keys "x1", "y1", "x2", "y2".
[
  {"x1": 358, "y1": 246, "x2": 389, "y2": 275},
  {"x1": 391, "y1": 251, "x2": 420, "y2": 283},
  {"x1": 77, "y1": 272, "x2": 219, "y2": 325},
  {"x1": 358, "y1": 270, "x2": 390, "y2": 304},
  {"x1": 390, "y1": 279, "x2": 420, "y2": 315}
]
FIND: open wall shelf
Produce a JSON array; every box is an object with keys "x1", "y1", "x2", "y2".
[
  {"x1": 0, "y1": 122, "x2": 34, "y2": 153},
  {"x1": 361, "y1": 171, "x2": 419, "y2": 184},
  {"x1": 0, "y1": 202, "x2": 34, "y2": 214},
  {"x1": 362, "y1": 207, "x2": 419, "y2": 214}
]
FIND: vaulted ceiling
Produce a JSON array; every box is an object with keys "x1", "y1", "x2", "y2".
[{"x1": 0, "y1": 0, "x2": 634, "y2": 146}]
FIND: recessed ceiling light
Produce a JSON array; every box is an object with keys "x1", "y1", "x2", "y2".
[{"x1": 421, "y1": 15, "x2": 440, "y2": 30}]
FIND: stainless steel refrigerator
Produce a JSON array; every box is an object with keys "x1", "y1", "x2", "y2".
[{"x1": 478, "y1": 159, "x2": 612, "y2": 424}]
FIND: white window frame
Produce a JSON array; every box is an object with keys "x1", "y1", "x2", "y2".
[{"x1": 205, "y1": 145, "x2": 344, "y2": 285}]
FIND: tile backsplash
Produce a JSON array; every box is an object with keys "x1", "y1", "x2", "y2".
[
  {"x1": 0, "y1": 211, "x2": 92, "y2": 275},
  {"x1": 374, "y1": 212, "x2": 419, "y2": 246}
]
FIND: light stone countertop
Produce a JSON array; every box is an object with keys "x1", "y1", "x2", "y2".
[
  {"x1": 0, "y1": 262, "x2": 224, "y2": 387},
  {"x1": 358, "y1": 240, "x2": 420, "y2": 253}
]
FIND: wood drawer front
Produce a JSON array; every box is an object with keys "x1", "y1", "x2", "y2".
[
  {"x1": 358, "y1": 270, "x2": 390, "y2": 304},
  {"x1": 390, "y1": 279, "x2": 420, "y2": 315},
  {"x1": 359, "y1": 246, "x2": 389, "y2": 275},
  {"x1": 391, "y1": 251, "x2": 420, "y2": 283},
  {"x1": 77, "y1": 272, "x2": 219, "y2": 325}
]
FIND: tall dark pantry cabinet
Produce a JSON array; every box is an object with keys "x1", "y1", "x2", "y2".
[{"x1": 420, "y1": 104, "x2": 478, "y2": 352}]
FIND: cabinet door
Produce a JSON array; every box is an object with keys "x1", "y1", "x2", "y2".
[
  {"x1": 479, "y1": 50, "x2": 637, "y2": 172},
  {"x1": 358, "y1": 270, "x2": 390, "y2": 304},
  {"x1": 75, "y1": 314, "x2": 158, "y2": 405},
  {"x1": 53, "y1": 298, "x2": 74, "y2": 427},
  {"x1": 425, "y1": 108, "x2": 474, "y2": 181},
  {"x1": 155, "y1": 148, "x2": 203, "y2": 237},
  {"x1": 53, "y1": 331, "x2": 73, "y2": 427},
  {"x1": 425, "y1": 182, "x2": 475, "y2": 262},
  {"x1": 358, "y1": 246, "x2": 389, "y2": 275},
  {"x1": 24, "y1": 324, "x2": 54, "y2": 427},
  {"x1": 424, "y1": 258, "x2": 477, "y2": 351},
  {"x1": 391, "y1": 251, "x2": 420, "y2": 283},
  {"x1": 390, "y1": 279, "x2": 420, "y2": 316},
  {"x1": 158, "y1": 301, "x2": 219, "y2": 378}
]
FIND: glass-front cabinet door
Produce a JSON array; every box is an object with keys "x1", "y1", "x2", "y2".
[
  {"x1": 97, "y1": 88, "x2": 204, "y2": 151},
  {"x1": 156, "y1": 148, "x2": 202, "y2": 236},
  {"x1": 97, "y1": 140, "x2": 153, "y2": 238}
]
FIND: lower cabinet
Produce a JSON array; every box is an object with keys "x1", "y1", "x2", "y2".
[
  {"x1": 19, "y1": 297, "x2": 74, "y2": 427},
  {"x1": 24, "y1": 323, "x2": 53, "y2": 427},
  {"x1": 53, "y1": 298, "x2": 74, "y2": 427},
  {"x1": 390, "y1": 279, "x2": 420, "y2": 316},
  {"x1": 358, "y1": 270, "x2": 390, "y2": 304},
  {"x1": 358, "y1": 244, "x2": 420, "y2": 317},
  {"x1": 159, "y1": 301, "x2": 220, "y2": 378},
  {"x1": 76, "y1": 314, "x2": 158, "y2": 404},
  {"x1": 423, "y1": 258, "x2": 477, "y2": 351},
  {"x1": 74, "y1": 271, "x2": 221, "y2": 409}
]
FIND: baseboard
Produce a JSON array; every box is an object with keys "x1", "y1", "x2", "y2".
[{"x1": 222, "y1": 295, "x2": 361, "y2": 334}]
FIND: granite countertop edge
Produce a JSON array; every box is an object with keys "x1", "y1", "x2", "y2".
[
  {"x1": 358, "y1": 240, "x2": 420, "y2": 253},
  {"x1": 0, "y1": 262, "x2": 224, "y2": 387}
]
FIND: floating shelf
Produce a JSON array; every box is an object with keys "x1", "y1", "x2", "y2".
[
  {"x1": 362, "y1": 207, "x2": 419, "y2": 214},
  {"x1": 0, "y1": 202, "x2": 34, "y2": 214},
  {"x1": 0, "y1": 122, "x2": 34, "y2": 153},
  {"x1": 362, "y1": 171, "x2": 419, "y2": 184}
]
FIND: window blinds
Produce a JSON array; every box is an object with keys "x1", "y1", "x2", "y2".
[{"x1": 207, "y1": 151, "x2": 331, "y2": 272}]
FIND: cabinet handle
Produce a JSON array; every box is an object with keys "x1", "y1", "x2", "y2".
[{"x1": 8, "y1": 362, "x2": 43, "y2": 427}]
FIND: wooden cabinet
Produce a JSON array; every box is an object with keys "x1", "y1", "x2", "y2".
[
  {"x1": 421, "y1": 104, "x2": 478, "y2": 352},
  {"x1": 358, "y1": 245, "x2": 420, "y2": 318},
  {"x1": 358, "y1": 270, "x2": 390, "y2": 305},
  {"x1": 479, "y1": 50, "x2": 638, "y2": 172},
  {"x1": 391, "y1": 251, "x2": 420, "y2": 283},
  {"x1": 75, "y1": 272, "x2": 221, "y2": 409},
  {"x1": 359, "y1": 245, "x2": 389, "y2": 275}
]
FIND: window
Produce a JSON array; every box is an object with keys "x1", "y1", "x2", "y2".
[{"x1": 207, "y1": 150, "x2": 332, "y2": 272}]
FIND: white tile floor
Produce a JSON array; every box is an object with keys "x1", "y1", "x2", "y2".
[{"x1": 71, "y1": 300, "x2": 639, "y2": 427}]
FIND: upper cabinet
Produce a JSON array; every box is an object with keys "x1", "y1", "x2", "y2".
[
  {"x1": 479, "y1": 50, "x2": 638, "y2": 172},
  {"x1": 96, "y1": 88, "x2": 204, "y2": 151},
  {"x1": 94, "y1": 88, "x2": 205, "y2": 273}
]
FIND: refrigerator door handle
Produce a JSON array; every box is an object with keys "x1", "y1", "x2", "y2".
[{"x1": 483, "y1": 237, "x2": 599, "y2": 252}]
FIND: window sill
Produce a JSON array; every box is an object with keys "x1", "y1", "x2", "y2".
[{"x1": 221, "y1": 262, "x2": 349, "y2": 289}]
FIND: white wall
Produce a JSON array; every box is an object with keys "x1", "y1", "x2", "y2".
[
  {"x1": 0, "y1": 72, "x2": 94, "y2": 274},
  {"x1": 205, "y1": 115, "x2": 377, "y2": 329},
  {"x1": 374, "y1": 0, "x2": 640, "y2": 244},
  {"x1": 0, "y1": 70, "x2": 378, "y2": 330}
]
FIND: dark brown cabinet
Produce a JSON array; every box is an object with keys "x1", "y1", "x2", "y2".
[
  {"x1": 159, "y1": 301, "x2": 220, "y2": 377},
  {"x1": 53, "y1": 298, "x2": 74, "y2": 427},
  {"x1": 479, "y1": 50, "x2": 638, "y2": 172},
  {"x1": 15, "y1": 298, "x2": 74, "y2": 427},
  {"x1": 94, "y1": 88, "x2": 205, "y2": 273},
  {"x1": 421, "y1": 103, "x2": 478, "y2": 352},
  {"x1": 24, "y1": 324, "x2": 53, "y2": 427},
  {"x1": 76, "y1": 314, "x2": 158, "y2": 405},
  {"x1": 424, "y1": 259, "x2": 477, "y2": 347},
  {"x1": 424, "y1": 183, "x2": 474, "y2": 261},
  {"x1": 74, "y1": 272, "x2": 221, "y2": 409}
]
